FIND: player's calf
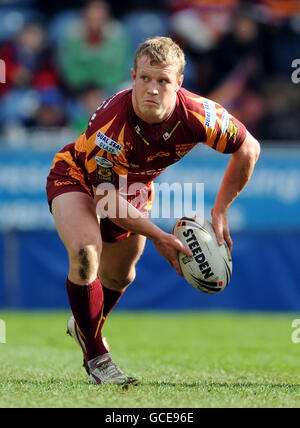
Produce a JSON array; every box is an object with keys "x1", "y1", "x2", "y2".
[{"x1": 66, "y1": 277, "x2": 107, "y2": 361}]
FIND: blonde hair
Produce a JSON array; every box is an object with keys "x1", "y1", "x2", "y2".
[{"x1": 134, "y1": 36, "x2": 186, "y2": 76}]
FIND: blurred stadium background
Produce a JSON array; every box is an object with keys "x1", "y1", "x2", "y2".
[{"x1": 0, "y1": 0, "x2": 300, "y2": 312}]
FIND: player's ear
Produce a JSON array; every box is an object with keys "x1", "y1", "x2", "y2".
[{"x1": 131, "y1": 68, "x2": 136, "y2": 85}]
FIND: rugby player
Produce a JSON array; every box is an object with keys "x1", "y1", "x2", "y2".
[{"x1": 46, "y1": 37, "x2": 260, "y2": 385}]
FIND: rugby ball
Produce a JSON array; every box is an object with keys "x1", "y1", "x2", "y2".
[{"x1": 173, "y1": 216, "x2": 232, "y2": 294}]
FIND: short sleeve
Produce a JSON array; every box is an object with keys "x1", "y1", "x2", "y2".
[
  {"x1": 185, "y1": 93, "x2": 247, "y2": 153},
  {"x1": 203, "y1": 103, "x2": 247, "y2": 154}
]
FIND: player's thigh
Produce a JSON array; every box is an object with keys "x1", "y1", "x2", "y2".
[
  {"x1": 99, "y1": 234, "x2": 146, "y2": 288},
  {"x1": 52, "y1": 192, "x2": 102, "y2": 274}
]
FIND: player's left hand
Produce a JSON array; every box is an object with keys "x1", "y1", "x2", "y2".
[{"x1": 211, "y1": 207, "x2": 233, "y2": 253}]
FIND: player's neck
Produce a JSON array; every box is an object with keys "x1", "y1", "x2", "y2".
[{"x1": 131, "y1": 94, "x2": 176, "y2": 126}]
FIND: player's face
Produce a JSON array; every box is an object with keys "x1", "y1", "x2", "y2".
[{"x1": 131, "y1": 55, "x2": 184, "y2": 124}]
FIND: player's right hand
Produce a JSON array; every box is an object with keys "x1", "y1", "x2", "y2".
[{"x1": 152, "y1": 232, "x2": 193, "y2": 277}]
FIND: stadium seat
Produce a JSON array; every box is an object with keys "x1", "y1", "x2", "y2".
[
  {"x1": 0, "y1": 7, "x2": 42, "y2": 41},
  {"x1": 121, "y1": 10, "x2": 169, "y2": 58},
  {"x1": 47, "y1": 9, "x2": 80, "y2": 46}
]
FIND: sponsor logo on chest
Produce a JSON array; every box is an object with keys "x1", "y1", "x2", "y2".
[{"x1": 95, "y1": 131, "x2": 123, "y2": 156}]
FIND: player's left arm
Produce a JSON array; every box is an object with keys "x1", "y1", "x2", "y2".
[{"x1": 212, "y1": 130, "x2": 260, "y2": 252}]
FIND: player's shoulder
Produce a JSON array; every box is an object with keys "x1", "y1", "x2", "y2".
[
  {"x1": 178, "y1": 87, "x2": 220, "y2": 112},
  {"x1": 85, "y1": 88, "x2": 132, "y2": 138},
  {"x1": 178, "y1": 87, "x2": 231, "y2": 131},
  {"x1": 97, "y1": 88, "x2": 132, "y2": 113},
  {"x1": 177, "y1": 87, "x2": 214, "y2": 128}
]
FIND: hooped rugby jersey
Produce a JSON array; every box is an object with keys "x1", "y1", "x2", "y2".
[{"x1": 50, "y1": 87, "x2": 246, "y2": 190}]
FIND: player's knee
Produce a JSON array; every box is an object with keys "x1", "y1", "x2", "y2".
[
  {"x1": 120, "y1": 270, "x2": 136, "y2": 288},
  {"x1": 69, "y1": 242, "x2": 100, "y2": 282},
  {"x1": 101, "y1": 269, "x2": 136, "y2": 291}
]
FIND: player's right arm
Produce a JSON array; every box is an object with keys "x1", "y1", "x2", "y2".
[{"x1": 94, "y1": 187, "x2": 192, "y2": 276}]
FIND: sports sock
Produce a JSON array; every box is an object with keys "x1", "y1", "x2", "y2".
[
  {"x1": 96, "y1": 285, "x2": 125, "y2": 336},
  {"x1": 66, "y1": 277, "x2": 108, "y2": 361},
  {"x1": 102, "y1": 285, "x2": 124, "y2": 320}
]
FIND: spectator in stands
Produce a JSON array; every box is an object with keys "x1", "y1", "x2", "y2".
[
  {"x1": 0, "y1": 21, "x2": 69, "y2": 137},
  {"x1": 261, "y1": 77, "x2": 300, "y2": 141},
  {"x1": 168, "y1": 0, "x2": 239, "y2": 55},
  {"x1": 0, "y1": 22, "x2": 59, "y2": 95},
  {"x1": 259, "y1": 9, "x2": 300, "y2": 78},
  {"x1": 167, "y1": 0, "x2": 240, "y2": 94},
  {"x1": 26, "y1": 87, "x2": 69, "y2": 129},
  {"x1": 69, "y1": 85, "x2": 107, "y2": 133},
  {"x1": 254, "y1": 0, "x2": 300, "y2": 140},
  {"x1": 207, "y1": 6, "x2": 263, "y2": 90},
  {"x1": 201, "y1": 5, "x2": 265, "y2": 136},
  {"x1": 254, "y1": 0, "x2": 300, "y2": 20},
  {"x1": 57, "y1": 0, "x2": 130, "y2": 94}
]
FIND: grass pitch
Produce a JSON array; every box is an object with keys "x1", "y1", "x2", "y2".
[{"x1": 0, "y1": 311, "x2": 299, "y2": 408}]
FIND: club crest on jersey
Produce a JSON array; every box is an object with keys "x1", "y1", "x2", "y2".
[
  {"x1": 226, "y1": 119, "x2": 239, "y2": 143},
  {"x1": 95, "y1": 156, "x2": 114, "y2": 182},
  {"x1": 221, "y1": 110, "x2": 230, "y2": 133},
  {"x1": 95, "y1": 131, "x2": 123, "y2": 156}
]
